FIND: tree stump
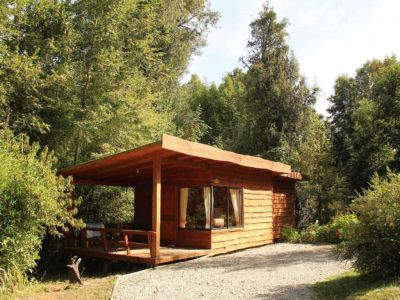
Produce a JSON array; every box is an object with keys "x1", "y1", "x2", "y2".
[{"x1": 67, "y1": 256, "x2": 83, "y2": 285}]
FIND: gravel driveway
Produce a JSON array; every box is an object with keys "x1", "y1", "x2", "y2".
[{"x1": 111, "y1": 243, "x2": 350, "y2": 300}]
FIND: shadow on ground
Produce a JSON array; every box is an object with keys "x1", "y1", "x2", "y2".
[
  {"x1": 314, "y1": 271, "x2": 400, "y2": 299},
  {"x1": 255, "y1": 283, "x2": 313, "y2": 300}
]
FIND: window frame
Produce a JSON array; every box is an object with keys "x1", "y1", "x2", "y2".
[
  {"x1": 178, "y1": 186, "x2": 211, "y2": 231},
  {"x1": 211, "y1": 186, "x2": 244, "y2": 230},
  {"x1": 178, "y1": 185, "x2": 244, "y2": 231}
]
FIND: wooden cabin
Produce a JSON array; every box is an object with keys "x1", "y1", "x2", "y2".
[{"x1": 59, "y1": 134, "x2": 301, "y2": 267}]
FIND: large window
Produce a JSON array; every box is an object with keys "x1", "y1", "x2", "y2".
[
  {"x1": 179, "y1": 187, "x2": 211, "y2": 229},
  {"x1": 179, "y1": 186, "x2": 243, "y2": 230}
]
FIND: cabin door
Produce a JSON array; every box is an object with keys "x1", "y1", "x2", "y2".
[{"x1": 161, "y1": 186, "x2": 177, "y2": 246}]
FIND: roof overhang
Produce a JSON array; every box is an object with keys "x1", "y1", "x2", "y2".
[{"x1": 58, "y1": 134, "x2": 294, "y2": 186}]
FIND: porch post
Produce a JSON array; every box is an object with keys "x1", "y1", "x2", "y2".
[{"x1": 151, "y1": 154, "x2": 161, "y2": 259}]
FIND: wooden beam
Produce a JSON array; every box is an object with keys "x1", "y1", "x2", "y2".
[
  {"x1": 72, "y1": 178, "x2": 133, "y2": 187},
  {"x1": 151, "y1": 154, "x2": 161, "y2": 258},
  {"x1": 162, "y1": 157, "x2": 211, "y2": 171},
  {"x1": 80, "y1": 156, "x2": 153, "y2": 178},
  {"x1": 96, "y1": 166, "x2": 153, "y2": 182}
]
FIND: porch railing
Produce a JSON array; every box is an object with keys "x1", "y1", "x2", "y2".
[{"x1": 65, "y1": 227, "x2": 157, "y2": 258}]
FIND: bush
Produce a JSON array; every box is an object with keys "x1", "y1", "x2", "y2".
[
  {"x1": 280, "y1": 213, "x2": 358, "y2": 244},
  {"x1": 338, "y1": 171, "x2": 400, "y2": 277},
  {"x1": 280, "y1": 226, "x2": 301, "y2": 243},
  {"x1": 0, "y1": 132, "x2": 81, "y2": 291},
  {"x1": 315, "y1": 213, "x2": 358, "y2": 244}
]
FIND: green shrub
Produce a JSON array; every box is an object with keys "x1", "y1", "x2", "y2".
[
  {"x1": 338, "y1": 171, "x2": 400, "y2": 277},
  {"x1": 314, "y1": 213, "x2": 359, "y2": 244},
  {"x1": 300, "y1": 222, "x2": 320, "y2": 243},
  {"x1": 0, "y1": 132, "x2": 81, "y2": 292},
  {"x1": 327, "y1": 213, "x2": 358, "y2": 242},
  {"x1": 280, "y1": 226, "x2": 301, "y2": 243},
  {"x1": 280, "y1": 214, "x2": 358, "y2": 244}
]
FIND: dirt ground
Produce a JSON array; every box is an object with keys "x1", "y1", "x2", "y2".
[{"x1": 5, "y1": 276, "x2": 116, "y2": 300}]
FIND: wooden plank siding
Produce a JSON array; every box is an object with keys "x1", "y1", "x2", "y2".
[
  {"x1": 211, "y1": 188, "x2": 273, "y2": 254},
  {"x1": 272, "y1": 180, "x2": 296, "y2": 239}
]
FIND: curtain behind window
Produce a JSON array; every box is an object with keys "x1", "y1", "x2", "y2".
[
  {"x1": 203, "y1": 187, "x2": 211, "y2": 229},
  {"x1": 180, "y1": 188, "x2": 188, "y2": 228},
  {"x1": 229, "y1": 189, "x2": 241, "y2": 225}
]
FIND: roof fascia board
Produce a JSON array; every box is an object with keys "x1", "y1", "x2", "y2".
[{"x1": 161, "y1": 134, "x2": 291, "y2": 174}]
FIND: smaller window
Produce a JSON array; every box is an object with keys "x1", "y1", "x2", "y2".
[
  {"x1": 212, "y1": 187, "x2": 243, "y2": 229},
  {"x1": 213, "y1": 187, "x2": 228, "y2": 228}
]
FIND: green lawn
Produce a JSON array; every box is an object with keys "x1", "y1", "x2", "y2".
[{"x1": 314, "y1": 271, "x2": 400, "y2": 300}]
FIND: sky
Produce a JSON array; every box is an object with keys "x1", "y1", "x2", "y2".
[{"x1": 185, "y1": 0, "x2": 400, "y2": 116}]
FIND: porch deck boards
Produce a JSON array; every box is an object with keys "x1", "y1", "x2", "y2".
[{"x1": 65, "y1": 245, "x2": 211, "y2": 266}]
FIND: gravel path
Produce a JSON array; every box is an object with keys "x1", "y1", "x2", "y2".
[{"x1": 111, "y1": 243, "x2": 350, "y2": 300}]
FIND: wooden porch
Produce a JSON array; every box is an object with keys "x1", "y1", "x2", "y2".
[{"x1": 64, "y1": 227, "x2": 210, "y2": 266}]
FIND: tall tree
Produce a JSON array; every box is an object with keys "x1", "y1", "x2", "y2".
[
  {"x1": 345, "y1": 99, "x2": 395, "y2": 191},
  {"x1": 0, "y1": 0, "x2": 218, "y2": 166},
  {"x1": 328, "y1": 56, "x2": 398, "y2": 167},
  {"x1": 182, "y1": 70, "x2": 245, "y2": 148},
  {"x1": 237, "y1": 4, "x2": 316, "y2": 162},
  {"x1": 295, "y1": 111, "x2": 348, "y2": 225},
  {"x1": 328, "y1": 56, "x2": 400, "y2": 191}
]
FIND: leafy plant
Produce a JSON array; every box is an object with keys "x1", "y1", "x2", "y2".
[
  {"x1": 338, "y1": 171, "x2": 400, "y2": 277},
  {"x1": 280, "y1": 213, "x2": 358, "y2": 244},
  {"x1": 280, "y1": 226, "x2": 301, "y2": 243},
  {"x1": 0, "y1": 131, "x2": 81, "y2": 292}
]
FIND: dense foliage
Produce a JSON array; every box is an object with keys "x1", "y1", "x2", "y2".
[
  {"x1": 76, "y1": 186, "x2": 135, "y2": 224},
  {"x1": 0, "y1": 0, "x2": 218, "y2": 225},
  {"x1": 295, "y1": 113, "x2": 348, "y2": 225},
  {"x1": 329, "y1": 56, "x2": 400, "y2": 192},
  {"x1": 0, "y1": 131, "x2": 80, "y2": 291},
  {"x1": 0, "y1": 0, "x2": 218, "y2": 165},
  {"x1": 338, "y1": 172, "x2": 400, "y2": 277},
  {"x1": 280, "y1": 213, "x2": 358, "y2": 244}
]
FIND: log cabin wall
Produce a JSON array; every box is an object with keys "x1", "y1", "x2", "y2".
[
  {"x1": 210, "y1": 167, "x2": 274, "y2": 254},
  {"x1": 211, "y1": 188, "x2": 273, "y2": 254},
  {"x1": 272, "y1": 180, "x2": 296, "y2": 240},
  {"x1": 133, "y1": 166, "x2": 296, "y2": 253}
]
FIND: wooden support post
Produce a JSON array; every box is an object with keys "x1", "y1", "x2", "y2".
[
  {"x1": 100, "y1": 229, "x2": 109, "y2": 252},
  {"x1": 149, "y1": 232, "x2": 157, "y2": 258},
  {"x1": 123, "y1": 232, "x2": 130, "y2": 255},
  {"x1": 82, "y1": 228, "x2": 88, "y2": 249},
  {"x1": 151, "y1": 154, "x2": 161, "y2": 259}
]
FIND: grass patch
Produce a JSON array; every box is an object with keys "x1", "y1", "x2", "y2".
[
  {"x1": 314, "y1": 271, "x2": 400, "y2": 300},
  {"x1": 1, "y1": 275, "x2": 116, "y2": 300}
]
